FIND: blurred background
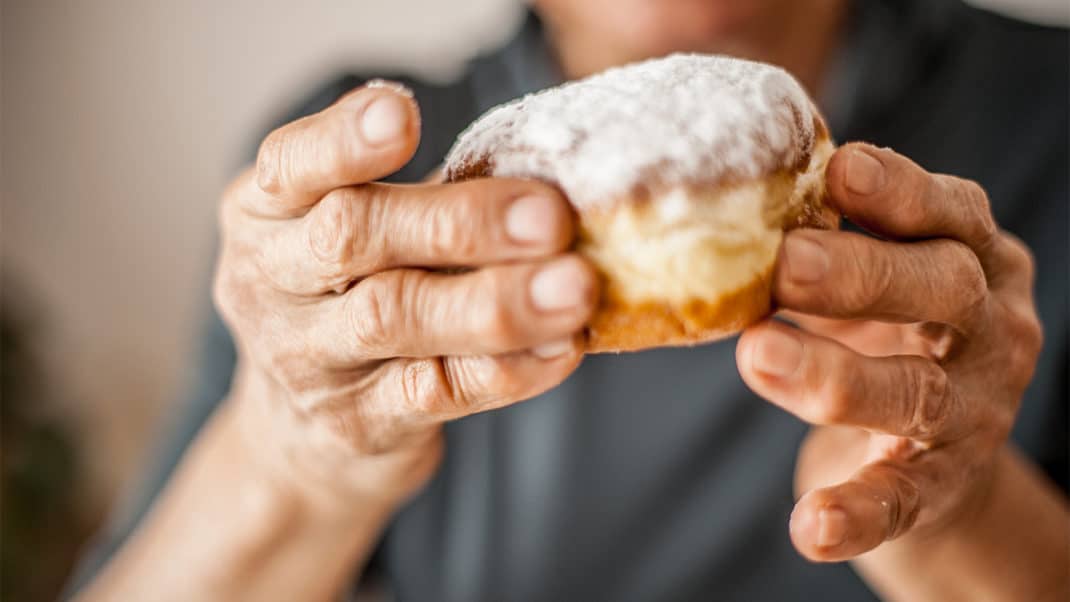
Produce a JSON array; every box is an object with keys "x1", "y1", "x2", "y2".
[{"x1": 1, "y1": 0, "x2": 1067, "y2": 599}]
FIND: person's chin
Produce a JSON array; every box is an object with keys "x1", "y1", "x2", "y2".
[{"x1": 620, "y1": 3, "x2": 761, "y2": 56}]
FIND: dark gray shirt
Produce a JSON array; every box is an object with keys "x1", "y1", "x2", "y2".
[{"x1": 70, "y1": 1, "x2": 1068, "y2": 600}]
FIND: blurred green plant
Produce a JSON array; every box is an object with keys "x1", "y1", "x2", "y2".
[{"x1": 2, "y1": 283, "x2": 93, "y2": 601}]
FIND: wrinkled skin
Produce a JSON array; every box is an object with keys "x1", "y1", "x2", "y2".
[
  {"x1": 215, "y1": 82, "x2": 599, "y2": 509},
  {"x1": 215, "y1": 81, "x2": 1041, "y2": 563},
  {"x1": 738, "y1": 145, "x2": 1042, "y2": 560}
]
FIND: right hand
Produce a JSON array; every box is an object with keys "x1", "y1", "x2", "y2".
[{"x1": 214, "y1": 81, "x2": 598, "y2": 510}]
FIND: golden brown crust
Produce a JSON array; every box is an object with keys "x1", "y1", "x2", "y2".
[
  {"x1": 448, "y1": 135, "x2": 838, "y2": 354},
  {"x1": 446, "y1": 78, "x2": 837, "y2": 354},
  {"x1": 586, "y1": 264, "x2": 774, "y2": 352},
  {"x1": 576, "y1": 134, "x2": 837, "y2": 353}
]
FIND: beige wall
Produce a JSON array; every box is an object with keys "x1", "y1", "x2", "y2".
[{"x1": 2, "y1": 0, "x2": 1066, "y2": 513}]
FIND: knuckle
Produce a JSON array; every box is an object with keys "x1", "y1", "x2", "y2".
[
  {"x1": 324, "y1": 407, "x2": 365, "y2": 448},
  {"x1": 211, "y1": 269, "x2": 236, "y2": 326},
  {"x1": 1004, "y1": 305, "x2": 1043, "y2": 386},
  {"x1": 812, "y1": 353, "x2": 855, "y2": 424},
  {"x1": 308, "y1": 189, "x2": 366, "y2": 284},
  {"x1": 255, "y1": 129, "x2": 285, "y2": 193},
  {"x1": 961, "y1": 179, "x2": 998, "y2": 247},
  {"x1": 257, "y1": 122, "x2": 308, "y2": 195},
  {"x1": 1002, "y1": 233, "x2": 1036, "y2": 284},
  {"x1": 847, "y1": 239, "x2": 893, "y2": 313},
  {"x1": 427, "y1": 189, "x2": 481, "y2": 260},
  {"x1": 400, "y1": 358, "x2": 461, "y2": 416},
  {"x1": 218, "y1": 173, "x2": 250, "y2": 226},
  {"x1": 896, "y1": 170, "x2": 937, "y2": 228},
  {"x1": 990, "y1": 403, "x2": 1018, "y2": 438},
  {"x1": 946, "y1": 241, "x2": 989, "y2": 325},
  {"x1": 446, "y1": 356, "x2": 517, "y2": 409},
  {"x1": 907, "y1": 363, "x2": 951, "y2": 439},
  {"x1": 883, "y1": 464, "x2": 922, "y2": 538},
  {"x1": 322, "y1": 405, "x2": 392, "y2": 456},
  {"x1": 476, "y1": 295, "x2": 521, "y2": 349},
  {"x1": 211, "y1": 259, "x2": 254, "y2": 332},
  {"x1": 266, "y1": 352, "x2": 322, "y2": 404},
  {"x1": 346, "y1": 274, "x2": 397, "y2": 352},
  {"x1": 813, "y1": 388, "x2": 851, "y2": 425}
]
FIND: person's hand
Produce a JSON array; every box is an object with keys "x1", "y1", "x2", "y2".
[
  {"x1": 736, "y1": 143, "x2": 1043, "y2": 561},
  {"x1": 214, "y1": 81, "x2": 598, "y2": 510}
]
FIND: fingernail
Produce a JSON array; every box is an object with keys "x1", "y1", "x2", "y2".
[
  {"x1": 532, "y1": 337, "x2": 576, "y2": 359},
  {"x1": 361, "y1": 95, "x2": 409, "y2": 146},
  {"x1": 818, "y1": 507, "x2": 848, "y2": 548},
  {"x1": 752, "y1": 329, "x2": 803, "y2": 378},
  {"x1": 530, "y1": 259, "x2": 590, "y2": 312},
  {"x1": 783, "y1": 235, "x2": 829, "y2": 284},
  {"x1": 845, "y1": 148, "x2": 886, "y2": 195},
  {"x1": 507, "y1": 195, "x2": 561, "y2": 244}
]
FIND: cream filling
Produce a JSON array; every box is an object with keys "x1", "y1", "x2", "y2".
[
  {"x1": 580, "y1": 182, "x2": 784, "y2": 304},
  {"x1": 579, "y1": 138, "x2": 833, "y2": 305}
]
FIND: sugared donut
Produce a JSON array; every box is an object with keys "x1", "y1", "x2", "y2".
[{"x1": 445, "y1": 54, "x2": 837, "y2": 353}]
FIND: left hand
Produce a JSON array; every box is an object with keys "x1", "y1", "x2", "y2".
[{"x1": 736, "y1": 143, "x2": 1043, "y2": 561}]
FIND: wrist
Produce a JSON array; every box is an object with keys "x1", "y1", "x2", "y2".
[{"x1": 227, "y1": 364, "x2": 441, "y2": 517}]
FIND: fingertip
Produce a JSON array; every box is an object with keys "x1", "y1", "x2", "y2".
[
  {"x1": 514, "y1": 180, "x2": 576, "y2": 249},
  {"x1": 531, "y1": 333, "x2": 584, "y2": 361},
  {"x1": 349, "y1": 82, "x2": 421, "y2": 154},
  {"x1": 251, "y1": 81, "x2": 422, "y2": 208},
  {"x1": 827, "y1": 143, "x2": 882, "y2": 202},
  {"x1": 792, "y1": 483, "x2": 895, "y2": 562},
  {"x1": 504, "y1": 185, "x2": 576, "y2": 252},
  {"x1": 790, "y1": 492, "x2": 853, "y2": 562},
  {"x1": 529, "y1": 253, "x2": 601, "y2": 320},
  {"x1": 735, "y1": 319, "x2": 775, "y2": 379},
  {"x1": 775, "y1": 230, "x2": 831, "y2": 297}
]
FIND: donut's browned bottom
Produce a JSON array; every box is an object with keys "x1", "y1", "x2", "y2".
[{"x1": 585, "y1": 265, "x2": 774, "y2": 353}]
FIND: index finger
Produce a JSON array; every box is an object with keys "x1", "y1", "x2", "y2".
[
  {"x1": 250, "y1": 80, "x2": 421, "y2": 217},
  {"x1": 826, "y1": 144, "x2": 1001, "y2": 273}
]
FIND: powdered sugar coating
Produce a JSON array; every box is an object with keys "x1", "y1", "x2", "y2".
[{"x1": 445, "y1": 54, "x2": 821, "y2": 209}]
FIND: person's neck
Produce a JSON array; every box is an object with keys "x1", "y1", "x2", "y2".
[{"x1": 545, "y1": 2, "x2": 850, "y2": 96}]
